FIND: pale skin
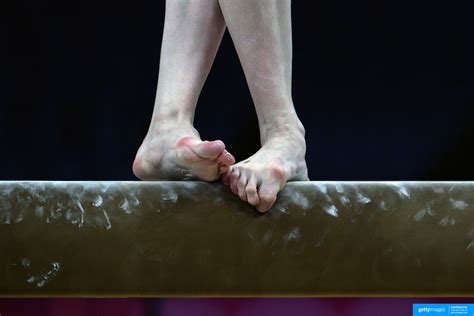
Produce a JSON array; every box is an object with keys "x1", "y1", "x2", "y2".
[{"x1": 133, "y1": 0, "x2": 309, "y2": 212}]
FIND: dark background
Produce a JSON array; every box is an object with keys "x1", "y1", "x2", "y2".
[{"x1": 4, "y1": 0, "x2": 474, "y2": 180}]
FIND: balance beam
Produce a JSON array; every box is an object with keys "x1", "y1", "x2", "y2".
[{"x1": 0, "y1": 181, "x2": 473, "y2": 297}]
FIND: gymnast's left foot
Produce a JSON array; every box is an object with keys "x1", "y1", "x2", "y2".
[{"x1": 222, "y1": 118, "x2": 309, "y2": 213}]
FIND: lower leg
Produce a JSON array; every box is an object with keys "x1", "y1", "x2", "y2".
[
  {"x1": 133, "y1": 0, "x2": 235, "y2": 181},
  {"x1": 219, "y1": 0, "x2": 308, "y2": 211}
]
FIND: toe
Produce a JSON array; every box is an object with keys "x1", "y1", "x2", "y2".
[
  {"x1": 221, "y1": 169, "x2": 231, "y2": 185},
  {"x1": 216, "y1": 149, "x2": 235, "y2": 166},
  {"x1": 178, "y1": 137, "x2": 225, "y2": 160},
  {"x1": 256, "y1": 196, "x2": 277, "y2": 213},
  {"x1": 245, "y1": 176, "x2": 260, "y2": 206},
  {"x1": 237, "y1": 173, "x2": 248, "y2": 201},
  {"x1": 230, "y1": 170, "x2": 240, "y2": 195},
  {"x1": 219, "y1": 165, "x2": 230, "y2": 175},
  {"x1": 256, "y1": 178, "x2": 282, "y2": 213},
  {"x1": 194, "y1": 140, "x2": 225, "y2": 159}
]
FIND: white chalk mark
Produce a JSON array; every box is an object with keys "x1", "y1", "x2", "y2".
[
  {"x1": 35, "y1": 206, "x2": 44, "y2": 217},
  {"x1": 92, "y1": 195, "x2": 103, "y2": 207},
  {"x1": 413, "y1": 208, "x2": 427, "y2": 222},
  {"x1": 439, "y1": 217, "x2": 450, "y2": 227},
  {"x1": 102, "y1": 209, "x2": 111, "y2": 230},
  {"x1": 119, "y1": 198, "x2": 131, "y2": 214},
  {"x1": 315, "y1": 183, "x2": 328, "y2": 194},
  {"x1": 450, "y1": 198, "x2": 468, "y2": 210},
  {"x1": 21, "y1": 258, "x2": 31, "y2": 268},
  {"x1": 466, "y1": 241, "x2": 474, "y2": 251},
  {"x1": 161, "y1": 191, "x2": 178, "y2": 203},
  {"x1": 323, "y1": 204, "x2": 339, "y2": 217},
  {"x1": 75, "y1": 200, "x2": 85, "y2": 227},
  {"x1": 286, "y1": 227, "x2": 301, "y2": 241},
  {"x1": 356, "y1": 192, "x2": 372, "y2": 204},
  {"x1": 393, "y1": 184, "x2": 410, "y2": 199}
]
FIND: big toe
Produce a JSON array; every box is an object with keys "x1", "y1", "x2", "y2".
[
  {"x1": 177, "y1": 137, "x2": 225, "y2": 162},
  {"x1": 256, "y1": 188, "x2": 278, "y2": 213},
  {"x1": 256, "y1": 173, "x2": 285, "y2": 212},
  {"x1": 194, "y1": 140, "x2": 225, "y2": 159}
]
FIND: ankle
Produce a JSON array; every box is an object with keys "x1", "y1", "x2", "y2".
[
  {"x1": 147, "y1": 116, "x2": 198, "y2": 139},
  {"x1": 151, "y1": 112, "x2": 194, "y2": 126},
  {"x1": 151, "y1": 98, "x2": 196, "y2": 125},
  {"x1": 260, "y1": 116, "x2": 305, "y2": 144},
  {"x1": 150, "y1": 103, "x2": 195, "y2": 129}
]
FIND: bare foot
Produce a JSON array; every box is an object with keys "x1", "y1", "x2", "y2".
[
  {"x1": 222, "y1": 122, "x2": 309, "y2": 213},
  {"x1": 133, "y1": 121, "x2": 235, "y2": 181}
]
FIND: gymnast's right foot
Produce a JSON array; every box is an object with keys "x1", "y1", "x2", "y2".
[{"x1": 132, "y1": 120, "x2": 235, "y2": 181}]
